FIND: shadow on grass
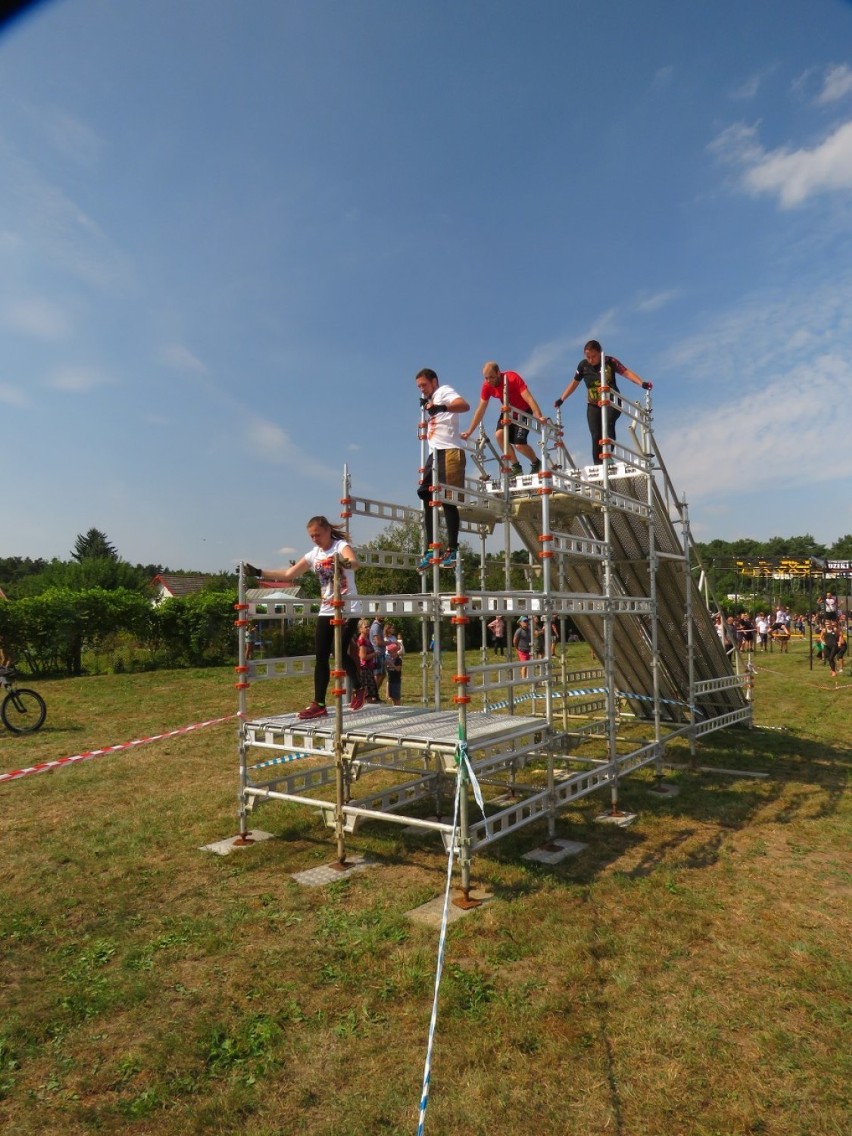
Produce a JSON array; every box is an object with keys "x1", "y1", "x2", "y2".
[
  {"x1": 547, "y1": 724, "x2": 851, "y2": 882},
  {"x1": 236, "y1": 713, "x2": 849, "y2": 898}
]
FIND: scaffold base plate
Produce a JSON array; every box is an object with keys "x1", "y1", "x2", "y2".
[
  {"x1": 200, "y1": 830, "x2": 275, "y2": 856},
  {"x1": 522, "y1": 838, "x2": 588, "y2": 864},
  {"x1": 647, "y1": 782, "x2": 680, "y2": 798},
  {"x1": 407, "y1": 889, "x2": 493, "y2": 927},
  {"x1": 292, "y1": 855, "x2": 373, "y2": 887},
  {"x1": 594, "y1": 811, "x2": 637, "y2": 828}
]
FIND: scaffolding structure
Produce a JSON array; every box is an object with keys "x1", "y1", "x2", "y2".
[{"x1": 233, "y1": 376, "x2": 751, "y2": 899}]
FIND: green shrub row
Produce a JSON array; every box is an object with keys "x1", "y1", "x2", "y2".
[{"x1": 0, "y1": 589, "x2": 244, "y2": 677}]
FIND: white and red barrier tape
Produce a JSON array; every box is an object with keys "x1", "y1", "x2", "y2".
[{"x1": 0, "y1": 713, "x2": 237, "y2": 785}]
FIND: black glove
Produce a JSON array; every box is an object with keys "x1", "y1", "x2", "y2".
[
  {"x1": 554, "y1": 397, "x2": 563, "y2": 408},
  {"x1": 427, "y1": 403, "x2": 448, "y2": 417},
  {"x1": 642, "y1": 381, "x2": 653, "y2": 390},
  {"x1": 243, "y1": 562, "x2": 261, "y2": 577}
]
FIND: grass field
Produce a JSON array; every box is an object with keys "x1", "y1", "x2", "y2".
[{"x1": 0, "y1": 642, "x2": 849, "y2": 1136}]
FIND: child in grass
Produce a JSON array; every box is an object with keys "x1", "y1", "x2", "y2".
[
  {"x1": 384, "y1": 623, "x2": 404, "y2": 705},
  {"x1": 357, "y1": 618, "x2": 380, "y2": 702}
]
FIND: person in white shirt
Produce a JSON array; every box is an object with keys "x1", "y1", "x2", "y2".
[
  {"x1": 245, "y1": 515, "x2": 364, "y2": 720},
  {"x1": 415, "y1": 367, "x2": 470, "y2": 570}
]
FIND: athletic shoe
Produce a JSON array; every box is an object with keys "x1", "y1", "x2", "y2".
[
  {"x1": 529, "y1": 459, "x2": 541, "y2": 474},
  {"x1": 349, "y1": 688, "x2": 366, "y2": 711},
  {"x1": 297, "y1": 701, "x2": 328, "y2": 720},
  {"x1": 418, "y1": 550, "x2": 436, "y2": 570},
  {"x1": 510, "y1": 462, "x2": 523, "y2": 476},
  {"x1": 441, "y1": 548, "x2": 458, "y2": 569}
]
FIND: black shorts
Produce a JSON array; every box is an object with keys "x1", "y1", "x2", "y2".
[{"x1": 507, "y1": 423, "x2": 528, "y2": 445}]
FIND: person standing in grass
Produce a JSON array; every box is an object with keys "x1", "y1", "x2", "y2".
[
  {"x1": 487, "y1": 614, "x2": 506, "y2": 656},
  {"x1": 369, "y1": 614, "x2": 387, "y2": 700},
  {"x1": 245, "y1": 515, "x2": 365, "y2": 720},
  {"x1": 357, "y1": 618, "x2": 379, "y2": 702},
  {"x1": 513, "y1": 615, "x2": 532, "y2": 679},
  {"x1": 835, "y1": 625, "x2": 847, "y2": 674},
  {"x1": 384, "y1": 622, "x2": 404, "y2": 705},
  {"x1": 821, "y1": 622, "x2": 840, "y2": 677}
]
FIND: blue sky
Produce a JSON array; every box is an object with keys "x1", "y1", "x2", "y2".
[{"x1": 2, "y1": 0, "x2": 852, "y2": 570}]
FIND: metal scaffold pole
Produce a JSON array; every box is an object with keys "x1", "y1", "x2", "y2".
[
  {"x1": 599, "y1": 353, "x2": 620, "y2": 814},
  {"x1": 681, "y1": 498, "x2": 697, "y2": 766},
  {"x1": 643, "y1": 394, "x2": 664, "y2": 780},
  {"x1": 536, "y1": 431, "x2": 558, "y2": 838},
  {"x1": 234, "y1": 564, "x2": 253, "y2": 844},
  {"x1": 449, "y1": 553, "x2": 478, "y2": 907}
]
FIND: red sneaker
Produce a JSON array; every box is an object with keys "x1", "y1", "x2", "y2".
[
  {"x1": 349, "y1": 688, "x2": 366, "y2": 711},
  {"x1": 297, "y1": 701, "x2": 328, "y2": 720}
]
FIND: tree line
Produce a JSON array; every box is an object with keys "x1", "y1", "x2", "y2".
[
  {"x1": 1, "y1": 526, "x2": 850, "y2": 677},
  {"x1": 0, "y1": 529, "x2": 243, "y2": 676},
  {"x1": 695, "y1": 533, "x2": 852, "y2": 610}
]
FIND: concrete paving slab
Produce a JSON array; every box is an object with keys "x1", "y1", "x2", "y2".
[
  {"x1": 647, "y1": 783, "x2": 680, "y2": 798},
  {"x1": 594, "y1": 810, "x2": 637, "y2": 828},
  {"x1": 523, "y1": 838, "x2": 587, "y2": 864},
  {"x1": 407, "y1": 889, "x2": 493, "y2": 927},
  {"x1": 200, "y1": 830, "x2": 275, "y2": 855},
  {"x1": 292, "y1": 855, "x2": 373, "y2": 887}
]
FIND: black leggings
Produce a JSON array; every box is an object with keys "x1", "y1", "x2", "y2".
[
  {"x1": 586, "y1": 403, "x2": 621, "y2": 464},
  {"x1": 417, "y1": 451, "x2": 461, "y2": 549},
  {"x1": 314, "y1": 616, "x2": 360, "y2": 704}
]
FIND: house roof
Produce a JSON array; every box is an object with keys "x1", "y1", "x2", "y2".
[{"x1": 151, "y1": 573, "x2": 214, "y2": 598}]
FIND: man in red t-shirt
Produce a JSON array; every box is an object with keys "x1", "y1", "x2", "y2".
[{"x1": 461, "y1": 361, "x2": 547, "y2": 475}]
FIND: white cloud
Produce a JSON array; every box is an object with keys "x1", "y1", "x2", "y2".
[
  {"x1": 660, "y1": 272, "x2": 852, "y2": 389},
  {"x1": 47, "y1": 365, "x2": 110, "y2": 393},
  {"x1": 635, "y1": 289, "x2": 680, "y2": 314},
  {"x1": 711, "y1": 118, "x2": 852, "y2": 208},
  {"x1": 248, "y1": 419, "x2": 291, "y2": 459},
  {"x1": 245, "y1": 417, "x2": 339, "y2": 483},
  {"x1": 730, "y1": 64, "x2": 778, "y2": 102},
  {"x1": 46, "y1": 109, "x2": 102, "y2": 166},
  {"x1": 519, "y1": 334, "x2": 580, "y2": 382},
  {"x1": 160, "y1": 344, "x2": 208, "y2": 374},
  {"x1": 4, "y1": 297, "x2": 70, "y2": 340},
  {"x1": 731, "y1": 74, "x2": 761, "y2": 101},
  {"x1": 585, "y1": 308, "x2": 620, "y2": 345},
  {"x1": 817, "y1": 63, "x2": 852, "y2": 106},
  {"x1": 521, "y1": 309, "x2": 633, "y2": 385},
  {"x1": 0, "y1": 136, "x2": 130, "y2": 288},
  {"x1": 663, "y1": 361, "x2": 852, "y2": 504},
  {"x1": 0, "y1": 383, "x2": 29, "y2": 408}
]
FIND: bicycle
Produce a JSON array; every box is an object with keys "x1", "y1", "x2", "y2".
[{"x1": 0, "y1": 666, "x2": 47, "y2": 735}]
